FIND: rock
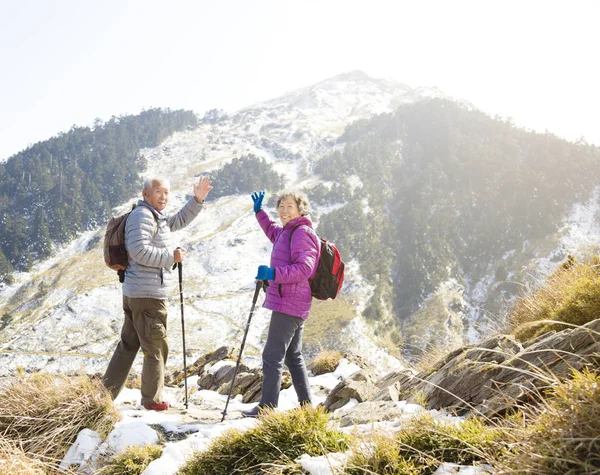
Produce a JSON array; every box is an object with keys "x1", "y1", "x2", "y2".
[
  {"x1": 242, "y1": 377, "x2": 264, "y2": 403},
  {"x1": 198, "y1": 372, "x2": 215, "y2": 390},
  {"x1": 213, "y1": 362, "x2": 239, "y2": 385},
  {"x1": 343, "y1": 351, "x2": 378, "y2": 380},
  {"x1": 398, "y1": 319, "x2": 600, "y2": 417},
  {"x1": 337, "y1": 401, "x2": 405, "y2": 427},
  {"x1": 374, "y1": 369, "x2": 416, "y2": 390},
  {"x1": 324, "y1": 371, "x2": 378, "y2": 412},
  {"x1": 217, "y1": 371, "x2": 260, "y2": 396},
  {"x1": 371, "y1": 383, "x2": 400, "y2": 402},
  {"x1": 168, "y1": 346, "x2": 235, "y2": 387}
]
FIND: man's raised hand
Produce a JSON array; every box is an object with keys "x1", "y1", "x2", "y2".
[{"x1": 194, "y1": 176, "x2": 213, "y2": 202}]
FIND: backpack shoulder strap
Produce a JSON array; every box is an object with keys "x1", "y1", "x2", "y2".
[
  {"x1": 288, "y1": 224, "x2": 316, "y2": 243},
  {"x1": 132, "y1": 204, "x2": 158, "y2": 237}
]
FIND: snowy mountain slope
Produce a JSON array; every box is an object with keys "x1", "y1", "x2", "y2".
[
  {"x1": 0, "y1": 72, "x2": 427, "y2": 377},
  {"x1": 1, "y1": 70, "x2": 596, "y2": 378}
]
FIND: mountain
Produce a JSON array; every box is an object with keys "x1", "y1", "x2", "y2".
[
  {"x1": 0, "y1": 71, "x2": 426, "y2": 376},
  {"x1": 0, "y1": 108, "x2": 199, "y2": 277},
  {"x1": 312, "y1": 99, "x2": 600, "y2": 358},
  {"x1": 1, "y1": 71, "x2": 599, "y2": 378}
]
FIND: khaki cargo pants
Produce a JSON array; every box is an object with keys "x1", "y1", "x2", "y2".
[{"x1": 102, "y1": 296, "x2": 168, "y2": 406}]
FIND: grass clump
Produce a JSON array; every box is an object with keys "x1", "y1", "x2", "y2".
[
  {"x1": 310, "y1": 350, "x2": 344, "y2": 375},
  {"x1": 509, "y1": 257, "x2": 600, "y2": 340},
  {"x1": 497, "y1": 368, "x2": 600, "y2": 474},
  {"x1": 179, "y1": 406, "x2": 350, "y2": 474},
  {"x1": 0, "y1": 437, "x2": 47, "y2": 474},
  {"x1": 345, "y1": 433, "x2": 421, "y2": 474},
  {"x1": 346, "y1": 414, "x2": 506, "y2": 474},
  {"x1": 0, "y1": 373, "x2": 121, "y2": 463},
  {"x1": 97, "y1": 444, "x2": 163, "y2": 475}
]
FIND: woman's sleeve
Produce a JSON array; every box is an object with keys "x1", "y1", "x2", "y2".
[{"x1": 256, "y1": 210, "x2": 281, "y2": 244}]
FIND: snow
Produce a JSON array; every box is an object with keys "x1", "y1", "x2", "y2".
[{"x1": 61, "y1": 360, "x2": 490, "y2": 475}]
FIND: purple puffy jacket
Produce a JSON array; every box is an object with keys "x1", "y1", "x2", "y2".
[{"x1": 256, "y1": 210, "x2": 320, "y2": 319}]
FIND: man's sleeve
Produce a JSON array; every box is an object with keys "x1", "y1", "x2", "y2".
[{"x1": 167, "y1": 197, "x2": 204, "y2": 232}]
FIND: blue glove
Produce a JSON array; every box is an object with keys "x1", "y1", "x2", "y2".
[
  {"x1": 256, "y1": 265, "x2": 275, "y2": 281},
  {"x1": 251, "y1": 190, "x2": 265, "y2": 214}
]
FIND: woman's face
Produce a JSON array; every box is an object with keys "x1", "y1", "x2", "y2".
[{"x1": 278, "y1": 195, "x2": 301, "y2": 226}]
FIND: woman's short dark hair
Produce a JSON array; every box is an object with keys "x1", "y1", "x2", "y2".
[{"x1": 276, "y1": 190, "x2": 310, "y2": 216}]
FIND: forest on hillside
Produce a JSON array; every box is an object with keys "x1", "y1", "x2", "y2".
[
  {"x1": 312, "y1": 99, "x2": 600, "y2": 325},
  {"x1": 0, "y1": 108, "x2": 198, "y2": 281}
]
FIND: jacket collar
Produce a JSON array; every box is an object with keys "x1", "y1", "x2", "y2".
[
  {"x1": 137, "y1": 199, "x2": 164, "y2": 218},
  {"x1": 284, "y1": 215, "x2": 313, "y2": 229}
]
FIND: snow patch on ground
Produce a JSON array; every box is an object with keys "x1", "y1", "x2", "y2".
[{"x1": 61, "y1": 359, "x2": 487, "y2": 475}]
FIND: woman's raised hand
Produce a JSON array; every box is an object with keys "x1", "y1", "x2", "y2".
[{"x1": 251, "y1": 190, "x2": 265, "y2": 214}]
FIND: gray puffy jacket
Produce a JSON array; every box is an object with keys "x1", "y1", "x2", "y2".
[{"x1": 122, "y1": 198, "x2": 204, "y2": 299}]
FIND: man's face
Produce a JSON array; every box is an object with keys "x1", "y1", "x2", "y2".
[{"x1": 143, "y1": 180, "x2": 170, "y2": 212}]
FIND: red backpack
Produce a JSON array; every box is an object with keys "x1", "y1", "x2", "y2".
[{"x1": 289, "y1": 225, "x2": 345, "y2": 300}]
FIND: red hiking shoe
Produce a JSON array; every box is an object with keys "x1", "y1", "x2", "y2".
[{"x1": 143, "y1": 401, "x2": 170, "y2": 411}]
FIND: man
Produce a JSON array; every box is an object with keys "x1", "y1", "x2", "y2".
[{"x1": 102, "y1": 175, "x2": 213, "y2": 410}]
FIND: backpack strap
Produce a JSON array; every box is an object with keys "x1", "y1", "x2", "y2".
[
  {"x1": 288, "y1": 223, "x2": 313, "y2": 245},
  {"x1": 288, "y1": 224, "x2": 320, "y2": 279}
]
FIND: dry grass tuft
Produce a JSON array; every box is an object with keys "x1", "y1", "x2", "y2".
[
  {"x1": 0, "y1": 436, "x2": 48, "y2": 474},
  {"x1": 0, "y1": 373, "x2": 121, "y2": 464},
  {"x1": 179, "y1": 405, "x2": 350, "y2": 474},
  {"x1": 96, "y1": 444, "x2": 163, "y2": 475},
  {"x1": 496, "y1": 368, "x2": 600, "y2": 474},
  {"x1": 346, "y1": 414, "x2": 506, "y2": 474},
  {"x1": 310, "y1": 350, "x2": 345, "y2": 376},
  {"x1": 509, "y1": 257, "x2": 600, "y2": 340}
]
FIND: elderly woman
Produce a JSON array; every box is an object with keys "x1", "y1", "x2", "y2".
[{"x1": 242, "y1": 189, "x2": 321, "y2": 417}]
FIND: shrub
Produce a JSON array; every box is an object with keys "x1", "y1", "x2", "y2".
[
  {"x1": 310, "y1": 350, "x2": 344, "y2": 375},
  {"x1": 346, "y1": 414, "x2": 506, "y2": 475},
  {"x1": 497, "y1": 368, "x2": 600, "y2": 474},
  {"x1": 97, "y1": 444, "x2": 163, "y2": 475},
  {"x1": 509, "y1": 258, "x2": 600, "y2": 340},
  {"x1": 0, "y1": 373, "x2": 120, "y2": 462},
  {"x1": 178, "y1": 406, "x2": 350, "y2": 474}
]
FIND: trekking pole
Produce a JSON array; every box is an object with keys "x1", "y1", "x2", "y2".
[
  {"x1": 221, "y1": 280, "x2": 263, "y2": 422},
  {"x1": 177, "y1": 261, "x2": 189, "y2": 409}
]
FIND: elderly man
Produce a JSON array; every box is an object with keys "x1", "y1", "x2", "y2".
[{"x1": 102, "y1": 175, "x2": 213, "y2": 410}]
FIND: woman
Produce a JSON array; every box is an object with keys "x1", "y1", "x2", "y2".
[{"x1": 242, "y1": 189, "x2": 320, "y2": 417}]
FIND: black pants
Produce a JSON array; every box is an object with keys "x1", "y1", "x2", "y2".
[{"x1": 259, "y1": 311, "x2": 311, "y2": 407}]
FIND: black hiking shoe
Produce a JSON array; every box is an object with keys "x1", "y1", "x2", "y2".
[{"x1": 241, "y1": 405, "x2": 265, "y2": 418}]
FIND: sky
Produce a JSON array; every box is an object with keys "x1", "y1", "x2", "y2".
[{"x1": 1, "y1": 0, "x2": 599, "y2": 161}]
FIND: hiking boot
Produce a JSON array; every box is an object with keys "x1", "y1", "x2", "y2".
[
  {"x1": 143, "y1": 401, "x2": 170, "y2": 411},
  {"x1": 241, "y1": 405, "x2": 264, "y2": 418}
]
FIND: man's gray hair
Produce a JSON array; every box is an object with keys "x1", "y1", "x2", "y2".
[
  {"x1": 276, "y1": 190, "x2": 310, "y2": 216},
  {"x1": 143, "y1": 177, "x2": 170, "y2": 190}
]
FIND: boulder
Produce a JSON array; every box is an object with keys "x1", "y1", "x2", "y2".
[
  {"x1": 337, "y1": 401, "x2": 405, "y2": 427},
  {"x1": 324, "y1": 371, "x2": 378, "y2": 412},
  {"x1": 398, "y1": 319, "x2": 600, "y2": 417}
]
